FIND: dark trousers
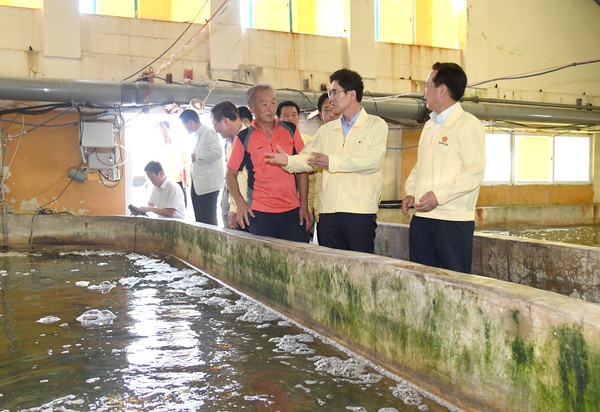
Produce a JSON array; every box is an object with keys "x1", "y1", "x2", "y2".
[
  {"x1": 249, "y1": 208, "x2": 308, "y2": 243},
  {"x1": 176, "y1": 181, "x2": 187, "y2": 208},
  {"x1": 409, "y1": 215, "x2": 474, "y2": 273},
  {"x1": 317, "y1": 212, "x2": 377, "y2": 253},
  {"x1": 190, "y1": 183, "x2": 219, "y2": 225}
]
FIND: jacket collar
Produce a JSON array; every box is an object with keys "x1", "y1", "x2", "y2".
[
  {"x1": 425, "y1": 102, "x2": 464, "y2": 130},
  {"x1": 331, "y1": 106, "x2": 368, "y2": 131},
  {"x1": 438, "y1": 102, "x2": 464, "y2": 128}
]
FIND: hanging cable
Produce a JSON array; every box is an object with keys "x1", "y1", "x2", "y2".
[
  {"x1": 152, "y1": 0, "x2": 229, "y2": 79},
  {"x1": 122, "y1": 2, "x2": 209, "y2": 81},
  {"x1": 468, "y1": 57, "x2": 600, "y2": 88},
  {"x1": 126, "y1": 0, "x2": 229, "y2": 83},
  {"x1": 36, "y1": 161, "x2": 85, "y2": 211},
  {"x1": 275, "y1": 88, "x2": 317, "y2": 109},
  {"x1": 1, "y1": 114, "x2": 25, "y2": 183},
  {"x1": 2, "y1": 103, "x2": 82, "y2": 139}
]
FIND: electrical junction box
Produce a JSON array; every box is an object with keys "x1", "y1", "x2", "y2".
[
  {"x1": 80, "y1": 122, "x2": 115, "y2": 148},
  {"x1": 79, "y1": 121, "x2": 118, "y2": 172},
  {"x1": 86, "y1": 151, "x2": 115, "y2": 170}
]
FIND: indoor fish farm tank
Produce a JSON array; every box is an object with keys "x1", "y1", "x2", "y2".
[{"x1": 0, "y1": 249, "x2": 454, "y2": 411}]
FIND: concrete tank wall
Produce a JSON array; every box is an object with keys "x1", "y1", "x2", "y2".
[
  {"x1": 2, "y1": 213, "x2": 600, "y2": 411},
  {"x1": 475, "y1": 204, "x2": 600, "y2": 230},
  {"x1": 373, "y1": 222, "x2": 600, "y2": 304},
  {"x1": 378, "y1": 204, "x2": 600, "y2": 229}
]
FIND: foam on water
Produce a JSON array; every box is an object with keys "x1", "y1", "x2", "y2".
[
  {"x1": 36, "y1": 316, "x2": 61, "y2": 324},
  {"x1": 19, "y1": 394, "x2": 84, "y2": 412},
  {"x1": 198, "y1": 295, "x2": 233, "y2": 307},
  {"x1": 76, "y1": 309, "x2": 117, "y2": 327},
  {"x1": 391, "y1": 382, "x2": 425, "y2": 406},
  {"x1": 270, "y1": 334, "x2": 316, "y2": 355},
  {"x1": 312, "y1": 356, "x2": 383, "y2": 384},
  {"x1": 186, "y1": 286, "x2": 232, "y2": 297},
  {"x1": 59, "y1": 250, "x2": 122, "y2": 257},
  {"x1": 222, "y1": 297, "x2": 282, "y2": 323},
  {"x1": 167, "y1": 275, "x2": 209, "y2": 290},
  {"x1": 118, "y1": 276, "x2": 141, "y2": 288},
  {"x1": 87, "y1": 280, "x2": 116, "y2": 293}
]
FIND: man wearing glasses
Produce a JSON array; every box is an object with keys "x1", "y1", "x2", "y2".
[
  {"x1": 211, "y1": 101, "x2": 248, "y2": 230},
  {"x1": 266, "y1": 69, "x2": 388, "y2": 253}
]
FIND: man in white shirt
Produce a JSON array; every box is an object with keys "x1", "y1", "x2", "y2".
[
  {"x1": 134, "y1": 161, "x2": 186, "y2": 219},
  {"x1": 179, "y1": 109, "x2": 224, "y2": 225}
]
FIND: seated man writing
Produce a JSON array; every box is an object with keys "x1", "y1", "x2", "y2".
[{"x1": 131, "y1": 161, "x2": 186, "y2": 219}]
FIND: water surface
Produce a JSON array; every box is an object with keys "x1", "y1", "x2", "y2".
[
  {"x1": 0, "y1": 250, "x2": 455, "y2": 411},
  {"x1": 482, "y1": 225, "x2": 600, "y2": 247}
]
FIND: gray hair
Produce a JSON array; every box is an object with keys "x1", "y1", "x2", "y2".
[{"x1": 246, "y1": 84, "x2": 275, "y2": 107}]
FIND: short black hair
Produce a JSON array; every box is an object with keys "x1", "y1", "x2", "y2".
[
  {"x1": 158, "y1": 120, "x2": 170, "y2": 128},
  {"x1": 179, "y1": 109, "x2": 200, "y2": 124},
  {"x1": 237, "y1": 106, "x2": 253, "y2": 122},
  {"x1": 431, "y1": 62, "x2": 467, "y2": 101},
  {"x1": 211, "y1": 101, "x2": 239, "y2": 122},
  {"x1": 144, "y1": 161, "x2": 163, "y2": 175},
  {"x1": 276, "y1": 101, "x2": 300, "y2": 118},
  {"x1": 329, "y1": 69, "x2": 364, "y2": 102},
  {"x1": 317, "y1": 92, "x2": 329, "y2": 113}
]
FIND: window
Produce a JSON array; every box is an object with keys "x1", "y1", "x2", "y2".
[
  {"x1": 483, "y1": 134, "x2": 511, "y2": 183},
  {"x1": 79, "y1": 0, "x2": 134, "y2": 18},
  {"x1": 78, "y1": 0, "x2": 210, "y2": 22},
  {"x1": 375, "y1": 0, "x2": 463, "y2": 48},
  {"x1": 376, "y1": 0, "x2": 413, "y2": 43},
  {"x1": 0, "y1": 0, "x2": 42, "y2": 8},
  {"x1": 515, "y1": 135, "x2": 552, "y2": 182},
  {"x1": 554, "y1": 135, "x2": 590, "y2": 182},
  {"x1": 241, "y1": 0, "x2": 347, "y2": 37},
  {"x1": 483, "y1": 133, "x2": 591, "y2": 185}
]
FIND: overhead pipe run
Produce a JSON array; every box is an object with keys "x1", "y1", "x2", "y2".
[{"x1": 0, "y1": 76, "x2": 599, "y2": 126}]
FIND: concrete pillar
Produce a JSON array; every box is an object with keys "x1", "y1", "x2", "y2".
[
  {"x1": 43, "y1": 0, "x2": 81, "y2": 59},
  {"x1": 209, "y1": 0, "x2": 243, "y2": 71},
  {"x1": 593, "y1": 133, "x2": 600, "y2": 203},
  {"x1": 347, "y1": 0, "x2": 376, "y2": 79}
]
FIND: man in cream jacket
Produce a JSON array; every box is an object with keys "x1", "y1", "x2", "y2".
[
  {"x1": 402, "y1": 62, "x2": 485, "y2": 273},
  {"x1": 266, "y1": 69, "x2": 388, "y2": 253}
]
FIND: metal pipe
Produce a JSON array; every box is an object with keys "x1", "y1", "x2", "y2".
[
  {"x1": 461, "y1": 101, "x2": 600, "y2": 126},
  {"x1": 462, "y1": 96, "x2": 600, "y2": 112},
  {"x1": 1, "y1": 132, "x2": 8, "y2": 250},
  {"x1": 0, "y1": 76, "x2": 599, "y2": 126}
]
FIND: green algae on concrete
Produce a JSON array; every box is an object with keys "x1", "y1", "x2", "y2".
[
  {"x1": 225, "y1": 240, "x2": 294, "y2": 308},
  {"x1": 555, "y1": 325, "x2": 596, "y2": 411}
]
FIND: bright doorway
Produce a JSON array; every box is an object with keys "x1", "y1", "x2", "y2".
[{"x1": 124, "y1": 111, "x2": 226, "y2": 226}]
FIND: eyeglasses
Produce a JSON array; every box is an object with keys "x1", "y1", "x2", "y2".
[
  {"x1": 328, "y1": 88, "x2": 346, "y2": 99},
  {"x1": 212, "y1": 117, "x2": 224, "y2": 129}
]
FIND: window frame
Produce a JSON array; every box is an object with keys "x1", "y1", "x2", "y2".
[
  {"x1": 552, "y1": 134, "x2": 592, "y2": 184},
  {"x1": 482, "y1": 132, "x2": 591, "y2": 186}
]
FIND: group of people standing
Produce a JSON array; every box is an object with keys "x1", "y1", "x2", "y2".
[{"x1": 133, "y1": 62, "x2": 486, "y2": 274}]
